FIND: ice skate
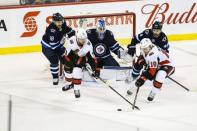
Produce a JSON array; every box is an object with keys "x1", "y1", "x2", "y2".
[
  {"x1": 74, "y1": 89, "x2": 80, "y2": 98},
  {"x1": 53, "y1": 78, "x2": 59, "y2": 85},
  {"x1": 62, "y1": 83, "x2": 74, "y2": 91},
  {"x1": 147, "y1": 90, "x2": 156, "y2": 101}
]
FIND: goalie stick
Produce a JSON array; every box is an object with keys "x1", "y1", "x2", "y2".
[{"x1": 86, "y1": 64, "x2": 140, "y2": 110}]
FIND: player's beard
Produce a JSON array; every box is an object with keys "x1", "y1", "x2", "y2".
[
  {"x1": 54, "y1": 21, "x2": 62, "y2": 30},
  {"x1": 56, "y1": 25, "x2": 62, "y2": 31},
  {"x1": 152, "y1": 29, "x2": 161, "y2": 38},
  {"x1": 77, "y1": 42, "x2": 83, "y2": 47},
  {"x1": 77, "y1": 39, "x2": 86, "y2": 47},
  {"x1": 153, "y1": 33, "x2": 160, "y2": 38}
]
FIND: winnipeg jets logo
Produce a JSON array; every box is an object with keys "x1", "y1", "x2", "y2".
[
  {"x1": 94, "y1": 44, "x2": 106, "y2": 56},
  {"x1": 50, "y1": 36, "x2": 54, "y2": 41}
]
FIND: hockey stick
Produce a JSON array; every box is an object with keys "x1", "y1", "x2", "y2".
[
  {"x1": 104, "y1": 66, "x2": 190, "y2": 92},
  {"x1": 167, "y1": 76, "x2": 190, "y2": 91},
  {"x1": 86, "y1": 65, "x2": 140, "y2": 110},
  {"x1": 132, "y1": 86, "x2": 140, "y2": 110}
]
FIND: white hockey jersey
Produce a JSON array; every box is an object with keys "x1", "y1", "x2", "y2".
[
  {"x1": 142, "y1": 46, "x2": 174, "y2": 75},
  {"x1": 65, "y1": 36, "x2": 94, "y2": 57}
]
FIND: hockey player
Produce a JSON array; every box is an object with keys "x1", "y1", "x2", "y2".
[
  {"x1": 127, "y1": 38, "x2": 175, "y2": 101},
  {"x1": 127, "y1": 21, "x2": 169, "y2": 57},
  {"x1": 86, "y1": 19, "x2": 124, "y2": 68},
  {"x1": 125, "y1": 21, "x2": 169, "y2": 83},
  {"x1": 41, "y1": 13, "x2": 75, "y2": 85},
  {"x1": 62, "y1": 28, "x2": 99, "y2": 98}
]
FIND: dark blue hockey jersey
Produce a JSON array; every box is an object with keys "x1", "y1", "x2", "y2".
[
  {"x1": 87, "y1": 29, "x2": 121, "y2": 59},
  {"x1": 41, "y1": 22, "x2": 74, "y2": 50},
  {"x1": 127, "y1": 29, "x2": 169, "y2": 56}
]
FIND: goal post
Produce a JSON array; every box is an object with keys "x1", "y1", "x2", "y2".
[{"x1": 65, "y1": 12, "x2": 136, "y2": 47}]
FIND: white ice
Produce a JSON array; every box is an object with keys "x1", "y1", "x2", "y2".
[{"x1": 0, "y1": 40, "x2": 197, "y2": 131}]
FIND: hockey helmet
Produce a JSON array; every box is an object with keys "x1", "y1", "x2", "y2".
[
  {"x1": 96, "y1": 19, "x2": 106, "y2": 40},
  {"x1": 52, "y1": 13, "x2": 64, "y2": 21},
  {"x1": 96, "y1": 19, "x2": 106, "y2": 31},
  {"x1": 52, "y1": 13, "x2": 64, "y2": 29},
  {"x1": 140, "y1": 38, "x2": 154, "y2": 55},
  {"x1": 76, "y1": 28, "x2": 87, "y2": 46},
  {"x1": 152, "y1": 21, "x2": 163, "y2": 37},
  {"x1": 152, "y1": 21, "x2": 163, "y2": 30}
]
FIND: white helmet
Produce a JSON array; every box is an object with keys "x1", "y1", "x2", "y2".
[
  {"x1": 140, "y1": 38, "x2": 153, "y2": 55},
  {"x1": 76, "y1": 28, "x2": 87, "y2": 39},
  {"x1": 76, "y1": 28, "x2": 87, "y2": 45}
]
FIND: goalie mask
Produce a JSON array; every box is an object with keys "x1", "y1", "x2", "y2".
[
  {"x1": 140, "y1": 38, "x2": 154, "y2": 57},
  {"x1": 96, "y1": 19, "x2": 106, "y2": 40},
  {"x1": 76, "y1": 28, "x2": 87, "y2": 46}
]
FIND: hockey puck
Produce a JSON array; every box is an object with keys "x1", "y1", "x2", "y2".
[
  {"x1": 127, "y1": 90, "x2": 133, "y2": 95},
  {"x1": 117, "y1": 108, "x2": 122, "y2": 111}
]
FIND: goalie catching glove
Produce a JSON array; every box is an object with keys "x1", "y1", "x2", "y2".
[{"x1": 118, "y1": 48, "x2": 133, "y2": 63}]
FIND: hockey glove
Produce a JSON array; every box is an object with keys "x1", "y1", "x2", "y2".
[
  {"x1": 118, "y1": 48, "x2": 127, "y2": 59},
  {"x1": 135, "y1": 76, "x2": 147, "y2": 88},
  {"x1": 63, "y1": 55, "x2": 74, "y2": 67},
  {"x1": 92, "y1": 68, "x2": 100, "y2": 78},
  {"x1": 118, "y1": 49, "x2": 133, "y2": 63}
]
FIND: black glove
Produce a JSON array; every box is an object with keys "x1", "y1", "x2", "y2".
[
  {"x1": 63, "y1": 55, "x2": 74, "y2": 67},
  {"x1": 92, "y1": 68, "x2": 100, "y2": 78},
  {"x1": 135, "y1": 76, "x2": 146, "y2": 88}
]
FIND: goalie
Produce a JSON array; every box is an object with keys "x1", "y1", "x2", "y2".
[
  {"x1": 62, "y1": 28, "x2": 99, "y2": 98},
  {"x1": 86, "y1": 19, "x2": 127, "y2": 68}
]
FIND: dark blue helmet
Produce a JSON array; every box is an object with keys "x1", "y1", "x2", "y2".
[
  {"x1": 152, "y1": 21, "x2": 163, "y2": 30},
  {"x1": 52, "y1": 13, "x2": 64, "y2": 21}
]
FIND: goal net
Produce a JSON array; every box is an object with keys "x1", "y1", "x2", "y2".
[{"x1": 65, "y1": 12, "x2": 136, "y2": 47}]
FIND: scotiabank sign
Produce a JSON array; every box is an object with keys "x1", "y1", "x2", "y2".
[
  {"x1": 45, "y1": 13, "x2": 134, "y2": 28},
  {"x1": 0, "y1": 19, "x2": 7, "y2": 31},
  {"x1": 142, "y1": 2, "x2": 197, "y2": 28},
  {"x1": 21, "y1": 11, "x2": 40, "y2": 37}
]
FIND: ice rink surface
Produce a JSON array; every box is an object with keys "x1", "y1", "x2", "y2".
[{"x1": 0, "y1": 40, "x2": 197, "y2": 131}]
